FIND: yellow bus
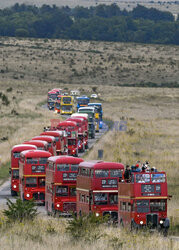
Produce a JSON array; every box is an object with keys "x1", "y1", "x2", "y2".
[{"x1": 60, "y1": 96, "x2": 73, "y2": 115}]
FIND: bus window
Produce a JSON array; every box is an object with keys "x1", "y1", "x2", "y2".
[
  {"x1": 39, "y1": 158, "x2": 48, "y2": 164},
  {"x1": 56, "y1": 186, "x2": 68, "y2": 196},
  {"x1": 91, "y1": 169, "x2": 94, "y2": 177},
  {"x1": 95, "y1": 170, "x2": 109, "y2": 178},
  {"x1": 136, "y1": 200, "x2": 150, "y2": 213},
  {"x1": 136, "y1": 174, "x2": 150, "y2": 183},
  {"x1": 110, "y1": 169, "x2": 122, "y2": 178},
  {"x1": 26, "y1": 177, "x2": 37, "y2": 187},
  {"x1": 26, "y1": 158, "x2": 38, "y2": 164},
  {"x1": 71, "y1": 164, "x2": 78, "y2": 171},
  {"x1": 57, "y1": 164, "x2": 70, "y2": 171},
  {"x1": 12, "y1": 169, "x2": 19, "y2": 179},
  {"x1": 150, "y1": 200, "x2": 166, "y2": 212},
  {"x1": 68, "y1": 139, "x2": 76, "y2": 146},
  {"x1": 94, "y1": 193, "x2": 108, "y2": 205},
  {"x1": 39, "y1": 178, "x2": 45, "y2": 187},
  {"x1": 13, "y1": 152, "x2": 21, "y2": 158},
  {"x1": 151, "y1": 174, "x2": 165, "y2": 183},
  {"x1": 109, "y1": 194, "x2": 118, "y2": 205},
  {"x1": 70, "y1": 187, "x2": 76, "y2": 197},
  {"x1": 55, "y1": 137, "x2": 59, "y2": 142}
]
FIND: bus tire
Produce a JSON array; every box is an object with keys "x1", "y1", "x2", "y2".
[{"x1": 11, "y1": 189, "x2": 17, "y2": 196}]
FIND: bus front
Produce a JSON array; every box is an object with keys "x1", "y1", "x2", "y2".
[
  {"x1": 61, "y1": 96, "x2": 73, "y2": 115},
  {"x1": 77, "y1": 96, "x2": 90, "y2": 110},
  {"x1": 19, "y1": 150, "x2": 51, "y2": 204}
]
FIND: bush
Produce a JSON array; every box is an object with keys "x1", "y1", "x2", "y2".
[
  {"x1": 66, "y1": 213, "x2": 107, "y2": 242},
  {"x1": 3, "y1": 198, "x2": 38, "y2": 222}
]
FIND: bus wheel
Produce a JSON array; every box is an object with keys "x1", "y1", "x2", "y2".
[{"x1": 11, "y1": 189, "x2": 17, "y2": 196}]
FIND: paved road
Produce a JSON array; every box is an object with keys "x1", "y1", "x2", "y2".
[{"x1": 0, "y1": 125, "x2": 106, "y2": 215}]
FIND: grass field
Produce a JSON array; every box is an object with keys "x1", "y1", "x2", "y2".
[{"x1": 0, "y1": 37, "x2": 179, "y2": 248}]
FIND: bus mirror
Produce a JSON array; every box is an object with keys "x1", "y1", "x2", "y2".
[{"x1": 9, "y1": 168, "x2": 11, "y2": 174}]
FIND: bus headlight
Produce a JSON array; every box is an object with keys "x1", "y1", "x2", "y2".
[
  {"x1": 13, "y1": 185, "x2": 17, "y2": 188},
  {"x1": 96, "y1": 213, "x2": 99, "y2": 217},
  {"x1": 57, "y1": 204, "x2": 60, "y2": 208},
  {"x1": 26, "y1": 193, "x2": 30, "y2": 198},
  {"x1": 160, "y1": 220, "x2": 164, "y2": 224},
  {"x1": 140, "y1": 221, "x2": 143, "y2": 225}
]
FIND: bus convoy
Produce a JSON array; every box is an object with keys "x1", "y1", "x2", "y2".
[{"x1": 9, "y1": 89, "x2": 171, "y2": 235}]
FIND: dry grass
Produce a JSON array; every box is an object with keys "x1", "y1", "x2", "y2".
[{"x1": 0, "y1": 37, "x2": 179, "y2": 248}]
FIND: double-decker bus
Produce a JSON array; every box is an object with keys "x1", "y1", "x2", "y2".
[
  {"x1": 66, "y1": 117, "x2": 86, "y2": 152},
  {"x1": 60, "y1": 95, "x2": 73, "y2": 115},
  {"x1": 31, "y1": 136, "x2": 56, "y2": 156},
  {"x1": 71, "y1": 113, "x2": 89, "y2": 149},
  {"x1": 76, "y1": 161, "x2": 124, "y2": 222},
  {"x1": 40, "y1": 131, "x2": 66, "y2": 155},
  {"x1": 76, "y1": 96, "x2": 90, "y2": 110},
  {"x1": 78, "y1": 107, "x2": 95, "y2": 139},
  {"x1": 19, "y1": 150, "x2": 51, "y2": 203},
  {"x1": 52, "y1": 88, "x2": 62, "y2": 95},
  {"x1": 45, "y1": 156, "x2": 84, "y2": 216},
  {"x1": 118, "y1": 171, "x2": 170, "y2": 235},
  {"x1": 88, "y1": 103, "x2": 103, "y2": 129},
  {"x1": 23, "y1": 140, "x2": 48, "y2": 151},
  {"x1": 57, "y1": 121, "x2": 78, "y2": 157},
  {"x1": 10, "y1": 144, "x2": 37, "y2": 196},
  {"x1": 54, "y1": 95, "x2": 61, "y2": 113}
]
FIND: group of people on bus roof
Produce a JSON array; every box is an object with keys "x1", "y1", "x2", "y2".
[{"x1": 124, "y1": 160, "x2": 158, "y2": 182}]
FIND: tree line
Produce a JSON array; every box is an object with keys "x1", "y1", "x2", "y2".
[{"x1": 0, "y1": 3, "x2": 178, "y2": 45}]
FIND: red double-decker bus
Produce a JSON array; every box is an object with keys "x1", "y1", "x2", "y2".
[
  {"x1": 40, "y1": 131, "x2": 66, "y2": 155},
  {"x1": 76, "y1": 161, "x2": 124, "y2": 222},
  {"x1": 54, "y1": 95, "x2": 61, "y2": 113},
  {"x1": 66, "y1": 117, "x2": 86, "y2": 152},
  {"x1": 45, "y1": 156, "x2": 84, "y2": 216},
  {"x1": 19, "y1": 150, "x2": 51, "y2": 203},
  {"x1": 71, "y1": 113, "x2": 88, "y2": 149},
  {"x1": 10, "y1": 144, "x2": 37, "y2": 196},
  {"x1": 31, "y1": 136, "x2": 56, "y2": 156},
  {"x1": 57, "y1": 121, "x2": 78, "y2": 157},
  {"x1": 118, "y1": 171, "x2": 170, "y2": 235},
  {"x1": 23, "y1": 140, "x2": 48, "y2": 151}
]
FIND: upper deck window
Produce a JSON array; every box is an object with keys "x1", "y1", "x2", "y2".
[
  {"x1": 56, "y1": 186, "x2": 68, "y2": 196},
  {"x1": 13, "y1": 152, "x2": 21, "y2": 158},
  {"x1": 57, "y1": 164, "x2": 70, "y2": 171},
  {"x1": 26, "y1": 158, "x2": 38, "y2": 164},
  {"x1": 71, "y1": 164, "x2": 79, "y2": 171},
  {"x1": 110, "y1": 169, "x2": 122, "y2": 178},
  {"x1": 151, "y1": 173, "x2": 165, "y2": 183},
  {"x1": 95, "y1": 169, "x2": 109, "y2": 178},
  {"x1": 39, "y1": 158, "x2": 48, "y2": 164},
  {"x1": 136, "y1": 174, "x2": 150, "y2": 183},
  {"x1": 63, "y1": 97, "x2": 72, "y2": 103}
]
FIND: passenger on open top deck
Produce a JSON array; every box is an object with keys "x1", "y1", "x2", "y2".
[{"x1": 124, "y1": 165, "x2": 131, "y2": 182}]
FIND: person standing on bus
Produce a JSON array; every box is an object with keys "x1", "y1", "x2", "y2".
[{"x1": 124, "y1": 165, "x2": 131, "y2": 182}]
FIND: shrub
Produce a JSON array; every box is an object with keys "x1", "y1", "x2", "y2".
[
  {"x1": 66, "y1": 213, "x2": 107, "y2": 242},
  {"x1": 3, "y1": 198, "x2": 38, "y2": 222}
]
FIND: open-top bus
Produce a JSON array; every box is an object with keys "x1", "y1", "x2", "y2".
[
  {"x1": 45, "y1": 156, "x2": 84, "y2": 216},
  {"x1": 19, "y1": 150, "x2": 51, "y2": 203},
  {"x1": 31, "y1": 136, "x2": 56, "y2": 156},
  {"x1": 118, "y1": 171, "x2": 170, "y2": 235},
  {"x1": 23, "y1": 140, "x2": 48, "y2": 151},
  {"x1": 57, "y1": 121, "x2": 78, "y2": 157},
  {"x1": 76, "y1": 161, "x2": 124, "y2": 222},
  {"x1": 11, "y1": 144, "x2": 37, "y2": 196}
]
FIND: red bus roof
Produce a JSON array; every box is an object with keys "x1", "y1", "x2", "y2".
[
  {"x1": 79, "y1": 161, "x2": 124, "y2": 170},
  {"x1": 48, "y1": 90, "x2": 57, "y2": 94},
  {"x1": 52, "y1": 88, "x2": 62, "y2": 92},
  {"x1": 57, "y1": 121, "x2": 77, "y2": 127},
  {"x1": 20, "y1": 150, "x2": 52, "y2": 158},
  {"x1": 32, "y1": 136, "x2": 55, "y2": 142},
  {"x1": 23, "y1": 140, "x2": 48, "y2": 147},
  {"x1": 66, "y1": 118, "x2": 83, "y2": 123},
  {"x1": 11, "y1": 144, "x2": 37, "y2": 152},
  {"x1": 40, "y1": 131, "x2": 63, "y2": 137},
  {"x1": 48, "y1": 156, "x2": 84, "y2": 164},
  {"x1": 71, "y1": 115, "x2": 88, "y2": 121}
]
